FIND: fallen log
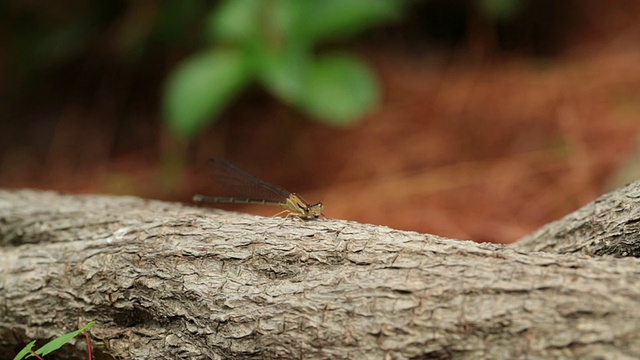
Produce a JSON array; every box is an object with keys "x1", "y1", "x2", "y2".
[{"x1": 1, "y1": 187, "x2": 639, "y2": 359}]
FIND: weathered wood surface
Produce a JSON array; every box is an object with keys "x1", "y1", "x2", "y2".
[
  {"x1": 1, "y1": 187, "x2": 639, "y2": 359},
  {"x1": 515, "y1": 181, "x2": 640, "y2": 257}
]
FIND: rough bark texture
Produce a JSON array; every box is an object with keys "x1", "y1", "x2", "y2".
[
  {"x1": 1, "y1": 187, "x2": 640, "y2": 359},
  {"x1": 515, "y1": 181, "x2": 640, "y2": 257}
]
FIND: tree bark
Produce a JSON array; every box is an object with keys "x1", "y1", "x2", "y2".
[{"x1": 1, "y1": 187, "x2": 639, "y2": 359}]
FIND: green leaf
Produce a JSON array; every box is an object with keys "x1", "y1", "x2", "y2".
[
  {"x1": 206, "y1": 0, "x2": 261, "y2": 43},
  {"x1": 299, "y1": 54, "x2": 378, "y2": 125},
  {"x1": 252, "y1": 1, "x2": 311, "y2": 103},
  {"x1": 261, "y1": 0, "x2": 306, "y2": 44},
  {"x1": 258, "y1": 45, "x2": 309, "y2": 103},
  {"x1": 163, "y1": 50, "x2": 251, "y2": 137},
  {"x1": 33, "y1": 322, "x2": 95, "y2": 357},
  {"x1": 13, "y1": 340, "x2": 36, "y2": 360},
  {"x1": 300, "y1": 0, "x2": 402, "y2": 43}
]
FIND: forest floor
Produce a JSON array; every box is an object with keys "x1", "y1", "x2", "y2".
[{"x1": 3, "y1": 27, "x2": 640, "y2": 245}]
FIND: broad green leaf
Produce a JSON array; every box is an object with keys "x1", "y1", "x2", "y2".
[
  {"x1": 206, "y1": 0, "x2": 261, "y2": 43},
  {"x1": 13, "y1": 340, "x2": 36, "y2": 360},
  {"x1": 254, "y1": 1, "x2": 311, "y2": 103},
  {"x1": 163, "y1": 50, "x2": 251, "y2": 137},
  {"x1": 258, "y1": 45, "x2": 309, "y2": 103},
  {"x1": 300, "y1": 0, "x2": 401, "y2": 43},
  {"x1": 299, "y1": 54, "x2": 378, "y2": 125},
  {"x1": 261, "y1": 0, "x2": 306, "y2": 44},
  {"x1": 33, "y1": 321, "x2": 95, "y2": 357}
]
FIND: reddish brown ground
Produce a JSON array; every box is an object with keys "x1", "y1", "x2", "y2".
[
  {"x1": 206, "y1": 48, "x2": 640, "y2": 244},
  {"x1": 3, "y1": 3, "x2": 640, "y2": 244}
]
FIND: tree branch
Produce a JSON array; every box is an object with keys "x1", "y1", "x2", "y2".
[
  {"x1": 516, "y1": 181, "x2": 640, "y2": 257},
  {"x1": 1, "y1": 188, "x2": 639, "y2": 359}
]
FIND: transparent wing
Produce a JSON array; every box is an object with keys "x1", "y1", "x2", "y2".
[{"x1": 202, "y1": 158, "x2": 291, "y2": 202}]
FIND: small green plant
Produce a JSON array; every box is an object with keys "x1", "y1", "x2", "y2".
[
  {"x1": 13, "y1": 322, "x2": 95, "y2": 360},
  {"x1": 163, "y1": 0, "x2": 404, "y2": 137}
]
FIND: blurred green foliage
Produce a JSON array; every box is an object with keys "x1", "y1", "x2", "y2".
[
  {"x1": 2, "y1": 0, "x2": 533, "y2": 139},
  {"x1": 163, "y1": 0, "x2": 404, "y2": 138}
]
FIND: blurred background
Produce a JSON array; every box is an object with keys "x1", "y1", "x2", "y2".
[{"x1": 2, "y1": 0, "x2": 640, "y2": 244}]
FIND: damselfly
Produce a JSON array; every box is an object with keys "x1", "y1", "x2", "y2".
[{"x1": 193, "y1": 158, "x2": 324, "y2": 220}]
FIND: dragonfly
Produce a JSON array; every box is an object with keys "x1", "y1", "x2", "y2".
[{"x1": 193, "y1": 158, "x2": 324, "y2": 220}]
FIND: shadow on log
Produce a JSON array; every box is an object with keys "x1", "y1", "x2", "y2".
[{"x1": 1, "y1": 186, "x2": 640, "y2": 359}]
